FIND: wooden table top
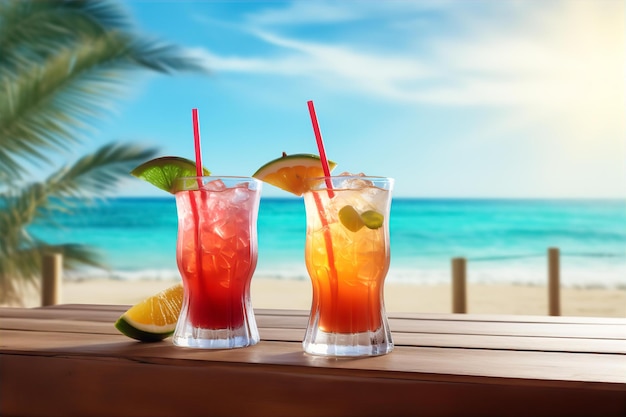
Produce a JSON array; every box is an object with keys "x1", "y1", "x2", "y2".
[{"x1": 1, "y1": 304, "x2": 625, "y2": 417}]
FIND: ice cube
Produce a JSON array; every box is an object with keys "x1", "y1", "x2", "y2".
[
  {"x1": 335, "y1": 173, "x2": 372, "y2": 190},
  {"x1": 230, "y1": 185, "x2": 252, "y2": 204},
  {"x1": 217, "y1": 222, "x2": 238, "y2": 240},
  {"x1": 364, "y1": 185, "x2": 389, "y2": 211},
  {"x1": 203, "y1": 179, "x2": 226, "y2": 191}
]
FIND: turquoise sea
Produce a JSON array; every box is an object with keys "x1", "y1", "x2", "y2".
[{"x1": 28, "y1": 198, "x2": 626, "y2": 289}]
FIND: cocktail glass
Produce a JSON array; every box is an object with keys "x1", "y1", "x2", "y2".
[
  {"x1": 302, "y1": 175, "x2": 394, "y2": 356},
  {"x1": 172, "y1": 176, "x2": 261, "y2": 349}
]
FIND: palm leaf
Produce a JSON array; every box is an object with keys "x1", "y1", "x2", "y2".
[
  {"x1": 0, "y1": 0, "x2": 130, "y2": 73},
  {"x1": 2, "y1": 142, "x2": 157, "y2": 230},
  {"x1": 0, "y1": 34, "x2": 205, "y2": 179},
  {"x1": 46, "y1": 142, "x2": 158, "y2": 198},
  {"x1": 0, "y1": 142, "x2": 157, "y2": 304},
  {"x1": 0, "y1": 0, "x2": 209, "y2": 305},
  {"x1": 0, "y1": 0, "x2": 206, "y2": 181}
]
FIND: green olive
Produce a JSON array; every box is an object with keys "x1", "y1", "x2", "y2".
[
  {"x1": 361, "y1": 210, "x2": 384, "y2": 229},
  {"x1": 338, "y1": 205, "x2": 365, "y2": 232}
]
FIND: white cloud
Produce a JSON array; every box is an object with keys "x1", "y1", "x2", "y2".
[
  {"x1": 201, "y1": 4, "x2": 620, "y2": 93},
  {"x1": 190, "y1": 30, "x2": 433, "y2": 95},
  {"x1": 190, "y1": 0, "x2": 624, "y2": 147}
]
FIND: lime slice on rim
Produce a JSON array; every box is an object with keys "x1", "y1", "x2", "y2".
[
  {"x1": 114, "y1": 283, "x2": 184, "y2": 342},
  {"x1": 252, "y1": 153, "x2": 337, "y2": 196},
  {"x1": 131, "y1": 156, "x2": 210, "y2": 194}
]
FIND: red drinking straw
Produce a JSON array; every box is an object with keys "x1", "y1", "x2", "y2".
[
  {"x1": 192, "y1": 108, "x2": 203, "y2": 178},
  {"x1": 190, "y1": 109, "x2": 205, "y2": 295},
  {"x1": 307, "y1": 100, "x2": 334, "y2": 198},
  {"x1": 306, "y1": 100, "x2": 339, "y2": 310}
]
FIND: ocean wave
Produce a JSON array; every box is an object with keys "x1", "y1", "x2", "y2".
[
  {"x1": 32, "y1": 198, "x2": 626, "y2": 292},
  {"x1": 64, "y1": 268, "x2": 182, "y2": 282},
  {"x1": 387, "y1": 266, "x2": 626, "y2": 289},
  {"x1": 64, "y1": 264, "x2": 626, "y2": 290}
]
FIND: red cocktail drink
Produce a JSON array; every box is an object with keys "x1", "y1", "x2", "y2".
[{"x1": 172, "y1": 176, "x2": 261, "y2": 349}]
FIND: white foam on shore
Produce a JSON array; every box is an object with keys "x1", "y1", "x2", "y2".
[
  {"x1": 64, "y1": 268, "x2": 183, "y2": 282},
  {"x1": 64, "y1": 263, "x2": 626, "y2": 290},
  {"x1": 389, "y1": 265, "x2": 626, "y2": 289}
]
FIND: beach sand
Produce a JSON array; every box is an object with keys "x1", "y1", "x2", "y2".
[{"x1": 13, "y1": 276, "x2": 626, "y2": 318}]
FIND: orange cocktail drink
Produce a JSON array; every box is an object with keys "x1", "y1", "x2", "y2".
[
  {"x1": 302, "y1": 175, "x2": 394, "y2": 356},
  {"x1": 305, "y1": 216, "x2": 388, "y2": 333},
  {"x1": 172, "y1": 176, "x2": 261, "y2": 349}
]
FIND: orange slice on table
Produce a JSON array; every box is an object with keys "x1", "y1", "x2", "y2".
[
  {"x1": 252, "y1": 153, "x2": 337, "y2": 196},
  {"x1": 114, "y1": 283, "x2": 184, "y2": 342}
]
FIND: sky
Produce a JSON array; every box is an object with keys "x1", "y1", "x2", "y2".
[{"x1": 80, "y1": 0, "x2": 625, "y2": 198}]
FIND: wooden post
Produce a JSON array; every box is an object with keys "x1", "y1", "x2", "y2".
[
  {"x1": 452, "y1": 257, "x2": 467, "y2": 314},
  {"x1": 548, "y1": 247, "x2": 560, "y2": 316},
  {"x1": 42, "y1": 253, "x2": 62, "y2": 306}
]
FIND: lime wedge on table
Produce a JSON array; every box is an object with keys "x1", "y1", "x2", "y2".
[
  {"x1": 252, "y1": 153, "x2": 337, "y2": 196},
  {"x1": 131, "y1": 156, "x2": 210, "y2": 194},
  {"x1": 114, "y1": 283, "x2": 184, "y2": 342}
]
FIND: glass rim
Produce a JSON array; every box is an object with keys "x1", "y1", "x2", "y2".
[
  {"x1": 173, "y1": 176, "x2": 262, "y2": 193},
  {"x1": 303, "y1": 175, "x2": 394, "y2": 182},
  {"x1": 303, "y1": 176, "x2": 394, "y2": 192},
  {"x1": 175, "y1": 175, "x2": 260, "y2": 181}
]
